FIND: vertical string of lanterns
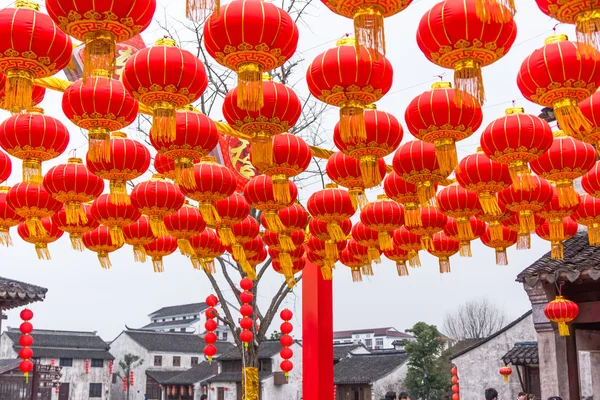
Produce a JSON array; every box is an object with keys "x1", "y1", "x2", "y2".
[
  {"x1": 204, "y1": 294, "x2": 219, "y2": 363},
  {"x1": 130, "y1": 371, "x2": 134, "y2": 388},
  {"x1": 85, "y1": 359, "x2": 90, "y2": 375},
  {"x1": 239, "y1": 278, "x2": 258, "y2": 400},
  {"x1": 279, "y1": 309, "x2": 294, "y2": 380},
  {"x1": 123, "y1": 375, "x2": 128, "y2": 392},
  {"x1": 18, "y1": 308, "x2": 34, "y2": 383},
  {"x1": 451, "y1": 366, "x2": 459, "y2": 400}
]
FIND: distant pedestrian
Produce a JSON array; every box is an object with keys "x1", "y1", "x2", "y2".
[
  {"x1": 200, "y1": 395, "x2": 208, "y2": 400},
  {"x1": 547, "y1": 397, "x2": 562, "y2": 400},
  {"x1": 527, "y1": 395, "x2": 535, "y2": 400},
  {"x1": 485, "y1": 388, "x2": 499, "y2": 400},
  {"x1": 399, "y1": 392, "x2": 410, "y2": 400},
  {"x1": 518, "y1": 393, "x2": 527, "y2": 400},
  {"x1": 385, "y1": 391, "x2": 397, "y2": 400}
]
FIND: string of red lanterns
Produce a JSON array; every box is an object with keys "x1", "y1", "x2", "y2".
[
  {"x1": 18, "y1": 309, "x2": 34, "y2": 383},
  {"x1": 204, "y1": 294, "x2": 219, "y2": 363},
  {"x1": 239, "y1": 278, "x2": 254, "y2": 350},
  {"x1": 279, "y1": 309, "x2": 294, "y2": 379}
]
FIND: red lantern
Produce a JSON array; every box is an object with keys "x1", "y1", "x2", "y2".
[
  {"x1": 52, "y1": 204, "x2": 99, "y2": 252},
  {"x1": 154, "y1": 153, "x2": 177, "y2": 181},
  {"x1": 405, "y1": 82, "x2": 483, "y2": 173},
  {"x1": 544, "y1": 295, "x2": 580, "y2": 336},
  {"x1": 0, "y1": 110, "x2": 69, "y2": 183},
  {"x1": 0, "y1": 186, "x2": 24, "y2": 246},
  {"x1": 480, "y1": 224, "x2": 517, "y2": 265},
  {"x1": 383, "y1": 171, "x2": 424, "y2": 227},
  {"x1": 306, "y1": 249, "x2": 334, "y2": 280},
  {"x1": 244, "y1": 175, "x2": 297, "y2": 233},
  {"x1": 340, "y1": 248, "x2": 364, "y2": 282},
  {"x1": 478, "y1": 198, "x2": 512, "y2": 242},
  {"x1": 123, "y1": 215, "x2": 155, "y2": 263},
  {"x1": 179, "y1": 157, "x2": 237, "y2": 226},
  {"x1": 307, "y1": 37, "x2": 393, "y2": 142},
  {"x1": 272, "y1": 258, "x2": 305, "y2": 286},
  {"x1": 150, "y1": 109, "x2": 219, "y2": 188},
  {"x1": 530, "y1": 131, "x2": 596, "y2": 207},
  {"x1": 0, "y1": 73, "x2": 44, "y2": 113},
  {"x1": 536, "y1": 217, "x2": 579, "y2": 260},
  {"x1": 360, "y1": 195, "x2": 404, "y2": 251},
  {"x1": 17, "y1": 217, "x2": 64, "y2": 260},
  {"x1": 8, "y1": 182, "x2": 62, "y2": 239},
  {"x1": 406, "y1": 206, "x2": 448, "y2": 251},
  {"x1": 393, "y1": 227, "x2": 422, "y2": 267},
  {"x1": 230, "y1": 216, "x2": 260, "y2": 244},
  {"x1": 348, "y1": 239, "x2": 378, "y2": 276},
  {"x1": 276, "y1": 204, "x2": 309, "y2": 252},
  {"x1": 309, "y1": 218, "x2": 352, "y2": 254},
  {"x1": 269, "y1": 246, "x2": 305, "y2": 284},
  {"x1": 19, "y1": 359, "x2": 33, "y2": 383},
  {"x1": 502, "y1": 212, "x2": 545, "y2": 250},
  {"x1": 82, "y1": 225, "x2": 123, "y2": 269},
  {"x1": 443, "y1": 216, "x2": 486, "y2": 257},
  {"x1": 62, "y1": 75, "x2": 138, "y2": 162},
  {"x1": 456, "y1": 148, "x2": 512, "y2": 216},
  {"x1": 436, "y1": 183, "x2": 482, "y2": 243},
  {"x1": 307, "y1": 236, "x2": 346, "y2": 261},
  {"x1": 46, "y1": 0, "x2": 155, "y2": 79},
  {"x1": 535, "y1": 186, "x2": 580, "y2": 244},
  {"x1": 572, "y1": 193, "x2": 600, "y2": 245},
  {"x1": 86, "y1": 132, "x2": 151, "y2": 205},
  {"x1": 351, "y1": 222, "x2": 383, "y2": 266},
  {"x1": 0, "y1": 2, "x2": 72, "y2": 112},
  {"x1": 263, "y1": 231, "x2": 305, "y2": 253},
  {"x1": 307, "y1": 184, "x2": 355, "y2": 242},
  {"x1": 383, "y1": 245, "x2": 410, "y2": 277},
  {"x1": 214, "y1": 193, "x2": 250, "y2": 246},
  {"x1": 247, "y1": 247, "x2": 268, "y2": 268},
  {"x1": 204, "y1": 0, "x2": 299, "y2": 111},
  {"x1": 144, "y1": 236, "x2": 178, "y2": 273},
  {"x1": 43, "y1": 158, "x2": 104, "y2": 225},
  {"x1": 393, "y1": 140, "x2": 450, "y2": 206},
  {"x1": 224, "y1": 77, "x2": 302, "y2": 168},
  {"x1": 91, "y1": 194, "x2": 141, "y2": 247},
  {"x1": 518, "y1": 35, "x2": 600, "y2": 137},
  {"x1": 499, "y1": 366, "x2": 512, "y2": 382},
  {"x1": 578, "y1": 90, "x2": 600, "y2": 148},
  {"x1": 416, "y1": 0, "x2": 516, "y2": 106},
  {"x1": 189, "y1": 229, "x2": 225, "y2": 273},
  {"x1": 0, "y1": 150, "x2": 10, "y2": 185},
  {"x1": 85, "y1": 359, "x2": 89, "y2": 375},
  {"x1": 427, "y1": 233, "x2": 460, "y2": 273},
  {"x1": 480, "y1": 107, "x2": 553, "y2": 190},
  {"x1": 582, "y1": 161, "x2": 600, "y2": 198},
  {"x1": 334, "y1": 105, "x2": 402, "y2": 186},
  {"x1": 164, "y1": 202, "x2": 207, "y2": 257}
]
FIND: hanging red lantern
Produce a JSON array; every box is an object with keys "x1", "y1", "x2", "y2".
[
  {"x1": 244, "y1": 175, "x2": 297, "y2": 233},
  {"x1": 456, "y1": 148, "x2": 512, "y2": 216},
  {"x1": 502, "y1": 212, "x2": 545, "y2": 250},
  {"x1": 276, "y1": 204, "x2": 309, "y2": 252},
  {"x1": 536, "y1": 217, "x2": 579, "y2": 260},
  {"x1": 52, "y1": 204, "x2": 99, "y2": 252},
  {"x1": 309, "y1": 218, "x2": 352, "y2": 257},
  {"x1": 82, "y1": 225, "x2": 123, "y2": 269},
  {"x1": 544, "y1": 295, "x2": 579, "y2": 336},
  {"x1": 306, "y1": 248, "x2": 335, "y2": 280},
  {"x1": 480, "y1": 224, "x2": 518, "y2": 265},
  {"x1": 189, "y1": 229, "x2": 225, "y2": 273},
  {"x1": 164, "y1": 202, "x2": 207, "y2": 257},
  {"x1": 179, "y1": 157, "x2": 237, "y2": 226},
  {"x1": 307, "y1": 184, "x2": 355, "y2": 242},
  {"x1": 406, "y1": 206, "x2": 448, "y2": 251},
  {"x1": 427, "y1": 232, "x2": 460, "y2": 274},
  {"x1": 91, "y1": 194, "x2": 141, "y2": 247},
  {"x1": 256, "y1": 133, "x2": 311, "y2": 202},
  {"x1": 0, "y1": 186, "x2": 24, "y2": 246},
  {"x1": 86, "y1": 132, "x2": 151, "y2": 205},
  {"x1": 393, "y1": 140, "x2": 450, "y2": 206},
  {"x1": 480, "y1": 107, "x2": 553, "y2": 191},
  {"x1": 263, "y1": 231, "x2": 305, "y2": 253},
  {"x1": 215, "y1": 193, "x2": 251, "y2": 246},
  {"x1": 383, "y1": 245, "x2": 410, "y2": 277},
  {"x1": 0, "y1": 73, "x2": 44, "y2": 113},
  {"x1": 582, "y1": 161, "x2": 600, "y2": 198},
  {"x1": 437, "y1": 183, "x2": 482, "y2": 243},
  {"x1": 478, "y1": 198, "x2": 512, "y2": 242},
  {"x1": 144, "y1": 236, "x2": 178, "y2": 273},
  {"x1": 443, "y1": 216, "x2": 486, "y2": 257},
  {"x1": 154, "y1": 153, "x2": 177, "y2": 181},
  {"x1": 307, "y1": 37, "x2": 393, "y2": 142},
  {"x1": 279, "y1": 308, "x2": 294, "y2": 377},
  {"x1": 43, "y1": 158, "x2": 104, "y2": 225},
  {"x1": 360, "y1": 195, "x2": 404, "y2": 251},
  {"x1": 572, "y1": 193, "x2": 600, "y2": 245},
  {"x1": 393, "y1": 227, "x2": 422, "y2": 267},
  {"x1": 150, "y1": 109, "x2": 219, "y2": 188},
  {"x1": 0, "y1": 109, "x2": 70, "y2": 183},
  {"x1": 224, "y1": 76, "x2": 302, "y2": 168},
  {"x1": 62, "y1": 74, "x2": 138, "y2": 162},
  {"x1": 499, "y1": 366, "x2": 512, "y2": 383},
  {"x1": 535, "y1": 186, "x2": 580, "y2": 244},
  {"x1": 269, "y1": 246, "x2": 306, "y2": 277},
  {"x1": 578, "y1": 90, "x2": 600, "y2": 148},
  {"x1": 347, "y1": 239, "x2": 376, "y2": 276},
  {"x1": 8, "y1": 182, "x2": 62, "y2": 239},
  {"x1": 383, "y1": 171, "x2": 424, "y2": 227},
  {"x1": 0, "y1": 1, "x2": 72, "y2": 112},
  {"x1": 416, "y1": 0, "x2": 516, "y2": 106},
  {"x1": 272, "y1": 258, "x2": 305, "y2": 286},
  {"x1": 334, "y1": 105, "x2": 402, "y2": 186},
  {"x1": 530, "y1": 131, "x2": 596, "y2": 207},
  {"x1": 518, "y1": 35, "x2": 600, "y2": 137},
  {"x1": 0, "y1": 150, "x2": 10, "y2": 185},
  {"x1": 307, "y1": 236, "x2": 346, "y2": 261},
  {"x1": 405, "y1": 82, "x2": 483, "y2": 173},
  {"x1": 17, "y1": 217, "x2": 64, "y2": 260},
  {"x1": 123, "y1": 215, "x2": 155, "y2": 263},
  {"x1": 340, "y1": 248, "x2": 365, "y2": 282},
  {"x1": 204, "y1": 0, "x2": 299, "y2": 111},
  {"x1": 227, "y1": 215, "x2": 260, "y2": 261},
  {"x1": 247, "y1": 247, "x2": 268, "y2": 268},
  {"x1": 351, "y1": 222, "x2": 383, "y2": 266}
]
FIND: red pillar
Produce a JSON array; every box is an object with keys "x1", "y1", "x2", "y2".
[{"x1": 302, "y1": 260, "x2": 333, "y2": 399}]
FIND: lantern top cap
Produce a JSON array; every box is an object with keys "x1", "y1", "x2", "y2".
[
  {"x1": 545, "y1": 34, "x2": 568, "y2": 44},
  {"x1": 553, "y1": 130, "x2": 566, "y2": 137},
  {"x1": 0, "y1": 186, "x2": 9, "y2": 193},
  {"x1": 28, "y1": 106, "x2": 44, "y2": 114},
  {"x1": 476, "y1": 146, "x2": 483, "y2": 152},
  {"x1": 92, "y1": 69, "x2": 111, "y2": 78},
  {"x1": 377, "y1": 194, "x2": 389, "y2": 201},
  {"x1": 262, "y1": 73, "x2": 272, "y2": 81},
  {"x1": 111, "y1": 132, "x2": 127, "y2": 138},
  {"x1": 325, "y1": 183, "x2": 339, "y2": 189},
  {"x1": 202, "y1": 156, "x2": 216, "y2": 163},
  {"x1": 336, "y1": 37, "x2": 355, "y2": 47},
  {"x1": 431, "y1": 81, "x2": 452, "y2": 90},
  {"x1": 15, "y1": 1, "x2": 40, "y2": 10},
  {"x1": 156, "y1": 37, "x2": 177, "y2": 47},
  {"x1": 151, "y1": 174, "x2": 166, "y2": 180},
  {"x1": 505, "y1": 107, "x2": 524, "y2": 115},
  {"x1": 68, "y1": 158, "x2": 82, "y2": 164},
  {"x1": 364, "y1": 104, "x2": 377, "y2": 110}
]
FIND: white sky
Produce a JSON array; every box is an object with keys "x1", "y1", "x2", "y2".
[{"x1": 0, "y1": 0, "x2": 562, "y2": 342}]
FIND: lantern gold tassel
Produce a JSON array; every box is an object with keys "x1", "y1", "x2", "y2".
[
  {"x1": 416, "y1": 182, "x2": 436, "y2": 206},
  {"x1": 109, "y1": 226, "x2": 125, "y2": 247},
  {"x1": 557, "y1": 321, "x2": 570, "y2": 336},
  {"x1": 349, "y1": 189, "x2": 368, "y2": 211},
  {"x1": 133, "y1": 245, "x2": 148, "y2": 263},
  {"x1": 251, "y1": 132, "x2": 273, "y2": 169},
  {"x1": 434, "y1": 138, "x2": 458, "y2": 175},
  {"x1": 264, "y1": 212, "x2": 285, "y2": 233},
  {"x1": 576, "y1": 11, "x2": 600, "y2": 58},
  {"x1": 25, "y1": 218, "x2": 47, "y2": 239},
  {"x1": 459, "y1": 241, "x2": 472, "y2": 257},
  {"x1": 478, "y1": 192, "x2": 502, "y2": 216},
  {"x1": 286, "y1": 276, "x2": 296, "y2": 288},
  {"x1": 191, "y1": 256, "x2": 201, "y2": 270},
  {"x1": 396, "y1": 261, "x2": 409, "y2": 276},
  {"x1": 199, "y1": 203, "x2": 221, "y2": 226},
  {"x1": 327, "y1": 222, "x2": 347, "y2": 242},
  {"x1": 203, "y1": 258, "x2": 216, "y2": 274},
  {"x1": 152, "y1": 257, "x2": 165, "y2": 273},
  {"x1": 21, "y1": 159, "x2": 42, "y2": 184},
  {"x1": 495, "y1": 248, "x2": 508, "y2": 265},
  {"x1": 69, "y1": 234, "x2": 85, "y2": 252},
  {"x1": 35, "y1": 243, "x2": 51, "y2": 260},
  {"x1": 325, "y1": 240, "x2": 339, "y2": 259},
  {"x1": 457, "y1": 218, "x2": 474, "y2": 241},
  {"x1": 177, "y1": 239, "x2": 195, "y2": 257},
  {"x1": 175, "y1": 157, "x2": 196, "y2": 189},
  {"x1": 453, "y1": 59, "x2": 484, "y2": 107},
  {"x1": 519, "y1": 210, "x2": 535, "y2": 233},
  {"x1": 231, "y1": 244, "x2": 245, "y2": 262},
  {"x1": 280, "y1": 253, "x2": 294, "y2": 278},
  {"x1": 361, "y1": 263, "x2": 374, "y2": 276},
  {"x1": 0, "y1": 227, "x2": 13, "y2": 247},
  {"x1": 109, "y1": 180, "x2": 130, "y2": 205},
  {"x1": 65, "y1": 202, "x2": 88, "y2": 225},
  {"x1": 353, "y1": 5, "x2": 385, "y2": 59},
  {"x1": 98, "y1": 251, "x2": 112, "y2": 269},
  {"x1": 153, "y1": 102, "x2": 177, "y2": 142},
  {"x1": 83, "y1": 31, "x2": 117, "y2": 81},
  {"x1": 149, "y1": 218, "x2": 170, "y2": 238},
  {"x1": 367, "y1": 247, "x2": 381, "y2": 264},
  {"x1": 404, "y1": 204, "x2": 422, "y2": 227},
  {"x1": 320, "y1": 265, "x2": 333, "y2": 280},
  {"x1": 339, "y1": 101, "x2": 367, "y2": 142},
  {"x1": 517, "y1": 233, "x2": 531, "y2": 250},
  {"x1": 489, "y1": 221, "x2": 503, "y2": 242},
  {"x1": 588, "y1": 223, "x2": 600, "y2": 245},
  {"x1": 421, "y1": 235, "x2": 434, "y2": 252},
  {"x1": 553, "y1": 98, "x2": 592, "y2": 138},
  {"x1": 508, "y1": 161, "x2": 533, "y2": 191},
  {"x1": 551, "y1": 241, "x2": 564, "y2": 260},
  {"x1": 88, "y1": 127, "x2": 112, "y2": 163},
  {"x1": 378, "y1": 231, "x2": 393, "y2": 251},
  {"x1": 351, "y1": 267, "x2": 363, "y2": 282},
  {"x1": 272, "y1": 175, "x2": 291, "y2": 204},
  {"x1": 359, "y1": 155, "x2": 382, "y2": 188},
  {"x1": 186, "y1": 0, "x2": 220, "y2": 21},
  {"x1": 279, "y1": 235, "x2": 296, "y2": 252},
  {"x1": 217, "y1": 227, "x2": 236, "y2": 247},
  {"x1": 556, "y1": 181, "x2": 579, "y2": 208},
  {"x1": 237, "y1": 63, "x2": 263, "y2": 112},
  {"x1": 408, "y1": 251, "x2": 421, "y2": 267},
  {"x1": 439, "y1": 257, "x2": 451, "y2": 274},
  {"x1": 474, "y1": 0, "x2": 515, "y2": 23},
  {"x1": 5, "y1": 69, "x2": 34, "y2": 112},
  {"x1": 240, "y1": 259, "x2": 257, "y2": 280},
  {"x1": 550, "y1": 218, "x2": 565, "y2": 242}
]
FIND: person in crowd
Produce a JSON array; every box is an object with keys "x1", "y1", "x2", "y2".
[
  {"x1": 547, "y1": 397, "x2": 562, "y2": 400},
  {"x1": 385, "y1": 392, "x2": 397, "y2": 400},
  {"x1": 518, "y1": 393, "x2": 527, "y2": 400},
  {"x1": 485, "y1": 388, "x2": 499, "y2": 400},
  {"x1": 399, "y1": 392, "x2": 409, "y2": 400},
  {"x1": 200, "y1": 395, "x2": 208, "y2": 400},
  {"x1": 527, "y1": 394, "x2": 535, "y2": 400}
]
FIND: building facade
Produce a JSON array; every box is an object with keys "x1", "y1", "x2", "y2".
[{"x1": 333, "y1": 327, "x2": 414, "y2": 350}]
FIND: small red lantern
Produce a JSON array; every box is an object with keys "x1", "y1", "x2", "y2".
[
  {"x1": 393, "y1": 227, "x2": 423, "y2": 267},
  {"x1": 244, "y1": 175, "x2": 297, "y2": 233},
  {"x1": 52, "y1": 204, "x2": 99, "y2": 252},
  {"x1": 144, "y1": 236, "x2": 178, "y2": 273},
  {"x1": 130, "y1": 371, "x2": 134, "y2": 387},
  {"x1": 85, "y1": 359, "x2": 89, "y2": 375},
  {"x1": 0, "y1": 186, "x2": 25, "y2": 247},
  {"x1": 383, "y1": 245, "x2": 410, "y2": 277},
  {"x1": 275, "y1": 203, "x2": 309, "y2": 252},
  {"x1": 109, "y1": 360, "x2": 113, "y2": 375},
  {"x1": 406, "y1": 206, "x2": 448, "y2": 251},
  {"x1": 7, "y1": 182, "x2": 62, "y2": 240},
  {"x1": 427, "y1": 232, "x2": 460, "y2": 274},
  {"x1": 0, "y1": 150, "x2": 10, "y2": 185},
  {"x1": 91, "y1": 194, "x2": 141, "y2": 247},
  {"x1": 383, "y1": 171, "x2": 423, "y2": 227},
  {"x1": 572, "y1": 194, "x2": 600, "y2": 245},
  {"x1": 544, "y1": 295, "x2": 580, "y2": 336},
  {"x1": 307, "y1": 184, "x2": 355, "y2": 242},
  {"x1": 306, "y1": 249, "x2": 334, "y2": 280},
  {"x1": 536, "y1": 217, "x2": 579, "y2": 260},
  {"x1": 189, "y1": 229, "x2": 225, "y2": 273},
  {"x1": 154, "y1": 153, "x2": 177, "y2": 181},
  {"x1": 17, "y1": 216, "x2": 63, "y2": 260},
  {"x1": 360, "y1": 195, "x2": 404, "y2": 251},
  {"x1": 480, "y1": 225, "x2": 518, "y2": 265},
  {"x1": 437, "y1": 183, "x2": 482, "y2": 242},
  {"x1": 340, "y1": 248, "x2": 364, "y2": 282},
  {"x1": 347, "y1": 239, "x2": 378, "y2": 276},
  {"x1": 263, "y1": 231, "x2": 305, "y2": 253},
  {"x1": 82, "y1": 225, "x2": 124, "y2": 269},
  {"x1": 307, "y1": 236, "x2": 346, "y2": 261},
  {"x1": 502, "y1": 212, "x2": 545, "y2": 250},
  {"x1": 443, "y1": 216, "x2": 486, "y2": 257},
  {"x1": 123, "y1": 215, "x2": 156, "y2": 263},
  {"x1": 499, "y1": 366, "x2": 512, "y2": 382},
  {"x1": 352, "y1": 222, "x2": 383, "y2": 265},
  {"x1": 535, "y1": 187, "x2": 579, "y2": 244},
  {"x1": 164, "y1": 202, "x2": 207, "y2": 257},
  {"x1": 214, "y1": 193, "x2": 250, "y2": 246},
  {"x1": 309, "y1": 218, "x2": 352, "y2": 257}
]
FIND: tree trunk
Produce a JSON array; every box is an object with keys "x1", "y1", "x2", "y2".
[{"x1": 241, "y1": 344, "x2": 260, "y2": 400}]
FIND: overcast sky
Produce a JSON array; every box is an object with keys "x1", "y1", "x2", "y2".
[{"x1": 0, "y1": 0, "x2": 561, "y2": 342}]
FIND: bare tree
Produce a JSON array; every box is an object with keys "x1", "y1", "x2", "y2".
[{"x1": 443, "y1": 298, "x2": 508, "y2": 341}]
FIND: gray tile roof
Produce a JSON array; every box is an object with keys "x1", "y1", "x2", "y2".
[
  {"x1": 334, "y1": 352, "x2": 408, "y2": 385},
  {"x1": 31, "y1": 349, "x2": 114, "y2": 360},
  {"x1": 517, "y1": 230, "x2": 600, "y2": 287},
  {"x1": 333, "y1": 344, "x2": 366, "y2": 361},
  {"x1": 146, "y1": 370, "x2": 184, "y2": 384},
  {"x1": 216, "y1": 340, "x2": 284, "y2": 361},
  {"x1": 165, "y1": 362, "x2": 217, "y2": 384},
  {"x1": 149, "y1": 303, "x2": 208, "y2": 319},
  {"x1": 0, "y1": 359, "x2": 20, "y2": 374},
  {"x1": 125, "y1": 331, "x2": 235, "y2": 354},
  {"x1": 0, "y1": 276, "x2": 47, "y2": 310},
  {"x1": 141, "y1": 318, "x2": 200, "y2": 330},
  {"x1": 206, "y1": 371, "x2": 273, "y2": 383},
  {"x1": 502, "y1": 342, "x2": 538, "y2": 366},
  {"x1": 334, "y1": 327, "x2": 413, "y2": 340}
]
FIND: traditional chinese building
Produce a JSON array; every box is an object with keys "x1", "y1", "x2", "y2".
[{"x1": 333, "y1": 328, "x2": 414, "y2": 350}]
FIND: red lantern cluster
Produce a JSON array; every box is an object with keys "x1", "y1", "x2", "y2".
[
  {"x1": 239, "y1": 278, "x2": 254, "y2": 350},
  {"x1": 279, "y1": 309, "x2": 294, "y2": 378},
  {"x1": 204, "y1": 294, "x2": 219, "y2": 363},
  {"x1": 18, "y1": 309, "x2": 34, "y2": 383}
]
